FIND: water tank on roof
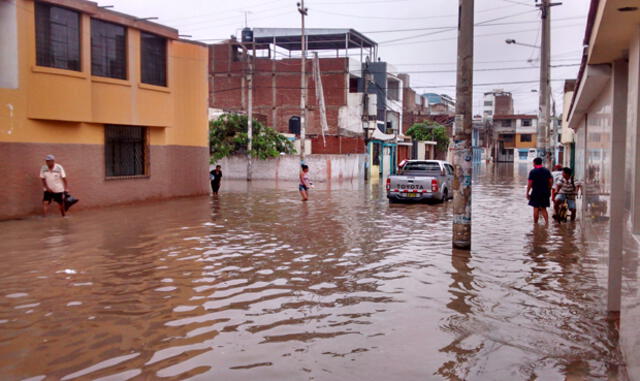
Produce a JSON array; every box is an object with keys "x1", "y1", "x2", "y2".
[{"x1": 241, "y1": 28, "x2": 253, "y2": 43}]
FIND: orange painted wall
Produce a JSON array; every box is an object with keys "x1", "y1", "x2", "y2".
[
  {"x1": 0, "y1": 0, "x2": 207, "y2": 148},
  {"x1": 515, "y1": 133, "x2": 537, "y2": 149}
]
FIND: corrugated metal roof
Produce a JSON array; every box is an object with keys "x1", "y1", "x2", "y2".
[{"x1": 249, "y1": 28, "x2": 377, "y2": 51}]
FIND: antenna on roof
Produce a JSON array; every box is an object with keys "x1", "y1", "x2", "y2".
[{"x1": 241, "y1": 11, "x2": 253, "y2": 28}]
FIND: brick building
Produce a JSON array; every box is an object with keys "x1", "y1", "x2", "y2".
[
  {"x1": 483, "y1": 89, "x2": 514, "y2": 121},
  {"x1": 209, "y1": 28, "x2": 403, "y2": 179},
  {"x1": 209, "y1": 28, "x2": 384, "y2": 155}
]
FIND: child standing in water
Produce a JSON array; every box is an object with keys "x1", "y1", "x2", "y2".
[{"x1": 299, "y1": 164, "x2": 312, "y2": 201}]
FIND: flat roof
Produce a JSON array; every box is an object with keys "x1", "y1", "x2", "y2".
[
  {"x1": 250, "y1": 28, "x2": 377, "y2": 51},
  {"x1": 39, "y1": 0, "x2": 179, "y2": 39}
]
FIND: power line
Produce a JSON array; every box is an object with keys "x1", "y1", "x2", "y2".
[
  {"x1": 161, "y1": 0, "x2": 287, "y2": 23},
  {"x1": 312, "y1": 0, "x2": 412, "y2": 4},
  {"x1": 362, "y1": 16, "x2": 584, "y2": 34},
  {"x1": 377, "y1": 9, "x2": 536, "y2": 44},
  {"x1": 312, "y1": 3, "x2": 512, "y2": 20},
  {"x1": 382, "y1": 23, "x2": 583, "y2": 47},
  {"x1": 498, "y1": 0, "x2": 536, "y2": 7},
  {"x1": 391, "y1": 57, "x2": 580, "y2": 66},
  {"x1": 399, "y1": 63, "x2": 579, "y2": 74},
  {"x1": 210, "y1": 78, "x2": 573, "y2": 94},
  {"x1": 208, "y1": 63, "x2": 579, "y2": 76}
]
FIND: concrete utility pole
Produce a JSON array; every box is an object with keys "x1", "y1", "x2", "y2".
[
  {"x1": 247, "y1": 42, "x2": 254, "y2": 181},
  {"x1": 298, "y1": 0, "x2": 308, "y2": 162},
  {"x1": 237, "y1": 41, "x2": 254, "y2": 181},
  {"x1": 362, "y1": 63, "x2": 371, "y2": 181},
  {"x1": 452, "y1": 0, "x2": 474, "y2": 250},
  {"x1": 537, "y1": 0, "x2": 561, "y2": 168}
]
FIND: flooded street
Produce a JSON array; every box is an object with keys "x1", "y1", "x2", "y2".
[{"x1": 0, "y1": 164, "x2": 623, "y2": 380}]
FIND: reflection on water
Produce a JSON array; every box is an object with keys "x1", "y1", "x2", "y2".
[{"x1": 0, "y1": 164, "x2": 622, "y2": 380}]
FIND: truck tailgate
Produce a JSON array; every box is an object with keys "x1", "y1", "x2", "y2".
[{"x1": 389, "y1": 175, "x2": 434, "y2": 192}]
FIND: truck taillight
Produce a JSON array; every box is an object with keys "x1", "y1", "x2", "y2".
[
  {"x1": 386, "y1": 178, "x2": 390, "y2": 191},
  {"x1": 431, "y1": 179, "x2": 438, "y2": 192}
]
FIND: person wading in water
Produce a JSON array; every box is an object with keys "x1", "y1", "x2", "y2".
[
  {"x1": 299, "y1": 164, "x2": 312, "y2": 201},
  {"x1": 526, "y1": 157, "x2": 554, "y2": 224}
]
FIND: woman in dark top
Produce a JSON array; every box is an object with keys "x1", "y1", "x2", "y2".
[
  {"x1": 527, "y1": 157, "x2": 553, "y2": 224},
  {"x1": 526, "y1": 157, "x2": 553, "y2": 224},
  {"x1": 210, "y1": 165, "x2": 222, "y2": 194}
]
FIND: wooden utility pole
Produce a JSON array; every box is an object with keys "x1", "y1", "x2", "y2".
[
  {"x1": 298, "y1": 0, "x2": 308, "y2": 162},
  {"x1": 452, "y1": 0, "x2": 474, "y2": 250},
  {"x1": 537, "y1": 0, "x2": 561, "y2": 167}
]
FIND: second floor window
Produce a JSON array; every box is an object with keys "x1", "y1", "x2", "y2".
[
  {"x1": 522, "y1": 119, "x2": 532, "y2": 127},
  {"x1": 520, "y1": 134, "x2": 532, "y2": 142},
  {"x1": 35, "y1": 3, "x2": 80, "y2": 71},
  {"x1": 141, "y1": 32, "x2": 167, "y2": 86},
  {"x1": 501, "y1": 119, "x2": 512, "y2": 127},
  {"x1": 91, "y1": 19, "x2": 126, "y2": 79}
]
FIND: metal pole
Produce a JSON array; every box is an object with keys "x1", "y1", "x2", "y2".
[
  {"x1": 452, "y1": 0, "x2": 474, "y2": 250},
  {"x1": 298, "y1": 1, "x2": 308, "y2": 162}
]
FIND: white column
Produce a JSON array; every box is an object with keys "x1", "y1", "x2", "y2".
[
  {"x1": 607, "y1": 59, "x2": 628, "y2": 313},
  {"x1": 629, "y1": 28, "x2": 640, "y2": 234}
]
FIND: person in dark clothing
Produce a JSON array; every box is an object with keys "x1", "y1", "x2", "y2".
[
  {"x1": 210, "y1": 165, "x2": 222, "y2": 194},
  {"x1": 526, "y1": 157, "x2": 554, "y2": 224}
]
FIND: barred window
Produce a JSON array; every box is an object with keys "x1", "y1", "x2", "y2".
[
  {"x1": 520, "y1": 134, "x2": 532, "y2": 142},
  {"x1": 35, "y1": 2, "x2": 81, "y2": 71},
  {"x1": 522, "y1": 119, "x2": 532, "y2": 127},
  {"x1": 105, "y1": 126, "x2": 147, "y2": 177},
  {"x1": 141, "y1": 32, "x2": 166, "y2": 86},
  {"x1": 91, "y1": 19, "x2": 126, "y2": 79}
]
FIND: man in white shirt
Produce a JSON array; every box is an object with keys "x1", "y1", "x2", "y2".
[{"x1": 40, "y1": 154, "x2": 68, "y2": 217}]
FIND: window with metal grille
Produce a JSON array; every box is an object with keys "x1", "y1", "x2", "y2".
[
  {"x1": 91, "y1": 18, "x2": 126, "y2": 79},
  {"x1": 140, "y1": 32, "x2": 166, "y2": 86},
  {"x1": 522, "y1": 119, "x2": 532, "y2": 127},
  {"x1": 105, "y1": 126, "x2": 147, "y2": 177},
  {"x1": 35, "y1": 2, "x2": 80, "y2": 71},
  {"x1": 520, "y1": 134, "x2": 532, "y2": 142}
]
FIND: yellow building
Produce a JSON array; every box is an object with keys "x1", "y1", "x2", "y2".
[{"x1": 0, "y1": 0, "x2": 210, "y2": 219}]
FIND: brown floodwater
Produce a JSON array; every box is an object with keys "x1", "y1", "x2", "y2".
[{"x1": 0, "y1": 164, "x2": 624, "y2": 380}]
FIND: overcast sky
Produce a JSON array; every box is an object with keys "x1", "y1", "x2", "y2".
[{"x1": 101, "y1": 0, "x2": 589, "y2": 115}]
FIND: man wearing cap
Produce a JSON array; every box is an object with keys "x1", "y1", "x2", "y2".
[{"x1": 40, "y1": 154, "x2": 68, "y2": 217}]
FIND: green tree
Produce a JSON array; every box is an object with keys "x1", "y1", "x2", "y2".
[
  {"x1": 209, "y1": 114, "x2": 296, "y2": 162},
  {"x1": 405, "y1": 121, "x2": 450, "y2": 153}
]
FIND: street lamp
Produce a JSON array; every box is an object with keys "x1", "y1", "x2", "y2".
[{"x1": 505, "y1": 39, "x2": 540, "y2": 49}]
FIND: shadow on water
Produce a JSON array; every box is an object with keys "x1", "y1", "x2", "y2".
[{"x1": 0, "y1": 164, "x2": 623, "y2": 380}]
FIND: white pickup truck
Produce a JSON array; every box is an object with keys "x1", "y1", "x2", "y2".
[{"x1": 386, "y1": 160, "x2": 455, "y2": 203}]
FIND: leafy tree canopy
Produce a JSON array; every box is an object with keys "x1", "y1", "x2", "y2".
[
  {"x1": 209, "y1": 114, "x2": 296, "y2": 162},
  {"x1": 405, "y1": 121, "x2": 450, "y2": 152}
]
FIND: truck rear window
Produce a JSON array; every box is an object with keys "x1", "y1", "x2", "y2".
[{"x1": 401, "y1": 162, "x2": 442, "y2": 175}]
